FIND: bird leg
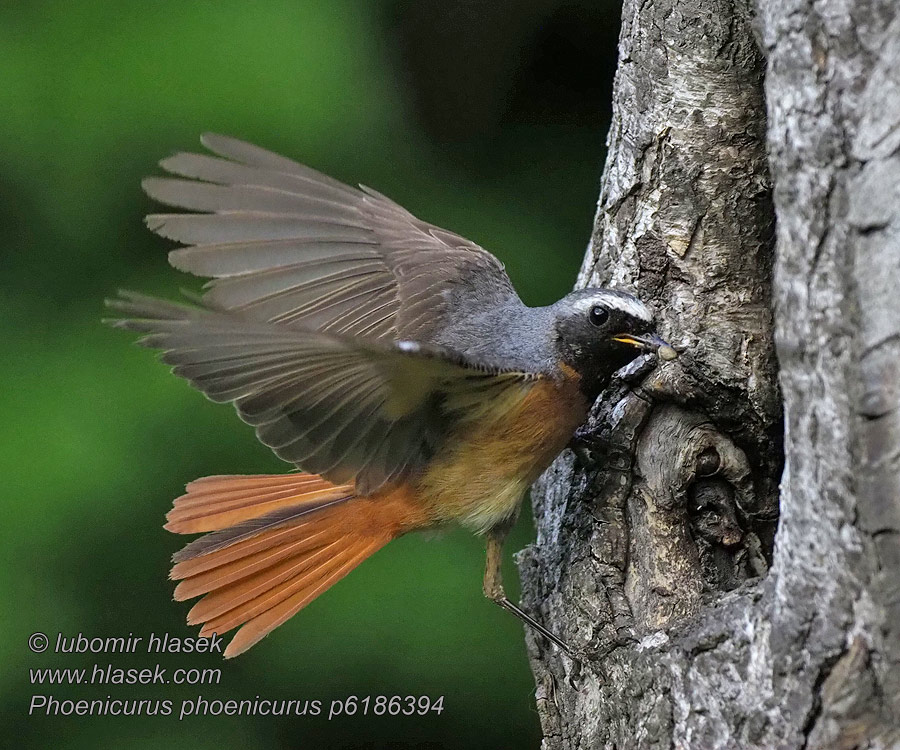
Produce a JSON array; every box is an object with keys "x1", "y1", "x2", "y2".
[{"x1": 483, "y1": 522, "x2": 574, "y2": 657}]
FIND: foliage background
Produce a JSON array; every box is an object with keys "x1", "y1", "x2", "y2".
[{"x1": 0, "y1": 1, "x2": 619, "y2": 747}]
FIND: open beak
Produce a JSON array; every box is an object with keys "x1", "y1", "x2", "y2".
[{"x1": 612, "y1": 333, "x2": 678, "y2": 360}]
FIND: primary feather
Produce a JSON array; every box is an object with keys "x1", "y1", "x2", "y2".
[{"x1": 145, "y1": 133, "x2": 519, "y2": 343}]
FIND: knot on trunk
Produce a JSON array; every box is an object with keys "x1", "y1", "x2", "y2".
[{"x1": 629, "y1": 404, "x2": 768, "y2": 630}]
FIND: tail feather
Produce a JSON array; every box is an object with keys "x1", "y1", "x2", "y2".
[
  {"x1": 171, "y1": 496, "x2": 351, "y2": 562},
  {"x1": 186, "y1": 536, "x2": 346, "y2": 624},
  {"x1": 166, "y1": 473, "x2": 350, "y2": 533},
  {"x1": 171, "y1": 515, "x2": 334, "y2": 580},
  {"x1": 172, "y1": 525, "x2": 340, "y2": 601},
  {"x1": 195, "y1": 538, "x2": 363, "y2": 637},
  {"x1": 172, "y1": 474, "x2": 337, "y2": 509},
  {"x1": 219, "y1": 539, "x2": 384, "y2": 658},
  {"x1": 166, "y1": 472, "x2": 425, "y2": 657}
]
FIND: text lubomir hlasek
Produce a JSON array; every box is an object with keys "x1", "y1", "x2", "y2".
[{"x1": 53, "y1": 632, "x2": 223, "y2": 654}]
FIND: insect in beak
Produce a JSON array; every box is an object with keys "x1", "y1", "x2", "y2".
[{"x1": 612, "y1": 333, "x2": 678, "y2": 360}]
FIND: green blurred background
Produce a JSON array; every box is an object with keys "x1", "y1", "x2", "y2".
[{"x1": 0, "y1": 1, "x2": 620, "y2": 747}]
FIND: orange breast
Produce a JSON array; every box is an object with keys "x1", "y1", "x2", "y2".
[{"x1": 416, "y1": 369, "x2": 589, "y2": 533}]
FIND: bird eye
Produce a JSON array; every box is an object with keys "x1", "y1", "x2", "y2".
[{"x1": 589, "y1": 306, "x2": 609, "y2": 327}]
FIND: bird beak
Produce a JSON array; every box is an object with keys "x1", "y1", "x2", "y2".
[
  {"x1": 612, "y1": 333, "x2": 678, "y2": 360},
  {"x1": 612, "y1": 332, "x2": 668, "y2": 350}
]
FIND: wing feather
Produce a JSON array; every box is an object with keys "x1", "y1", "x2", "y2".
[
  {"x1": 107, "y1": 293, "x2": 540, "y2": 492},
  {"x1": 146, "y1": 212, "x2": 371, "y2": 245},
  {"x1": 145, "y1": 133, "x2": 518, "y2": 342},
  {"x1": 169, "y1": 241, "x2": 379, "y2": 277}
]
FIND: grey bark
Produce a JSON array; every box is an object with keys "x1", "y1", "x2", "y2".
[{"x1": 517, "y1": 0, "x2": 900, "y2": 748}]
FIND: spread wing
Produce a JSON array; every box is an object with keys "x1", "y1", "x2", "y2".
[
  {"x1": 108, "y1": 293, "x2": 542, "y2": 494},
  {"x1": 141, "y1": 133, "x2": 519, "y2": 343}
]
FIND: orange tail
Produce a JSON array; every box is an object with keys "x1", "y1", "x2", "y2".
[{"x1": 166, "y1": 473, "x2": 425, "y2": 658}]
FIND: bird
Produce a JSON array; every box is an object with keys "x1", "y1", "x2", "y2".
[{"x1": 107, "y1": 133, "x2": 676, "y2": 659}]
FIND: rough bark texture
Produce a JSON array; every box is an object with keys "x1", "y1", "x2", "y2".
[{"x1": 517, "y1": 0, "x2": 900, "y2": 748}]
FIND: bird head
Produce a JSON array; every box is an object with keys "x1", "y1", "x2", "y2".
[{"x1": 552, "y1": 288, "x2": 675, "y2": 398}]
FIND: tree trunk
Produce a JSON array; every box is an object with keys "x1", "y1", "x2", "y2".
[{"x1": 517, "y1": 0, "x2": 900, "y2": 747}]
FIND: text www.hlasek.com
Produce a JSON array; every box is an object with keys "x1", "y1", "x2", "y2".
[
  {"x1": 30, "y1": 663, "x2": 221, "y2": 687},
  {"x1": 29, "y1": 666, "x2": 222, "y2": 720}
]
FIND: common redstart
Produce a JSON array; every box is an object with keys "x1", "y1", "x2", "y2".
[{"x1": 108, "y1": 134, "x2": 675, "y2": 658}]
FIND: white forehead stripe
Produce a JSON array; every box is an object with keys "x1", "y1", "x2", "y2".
[{"x1": 574, "y1": 292, "x2": 652, "y2": 323}]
